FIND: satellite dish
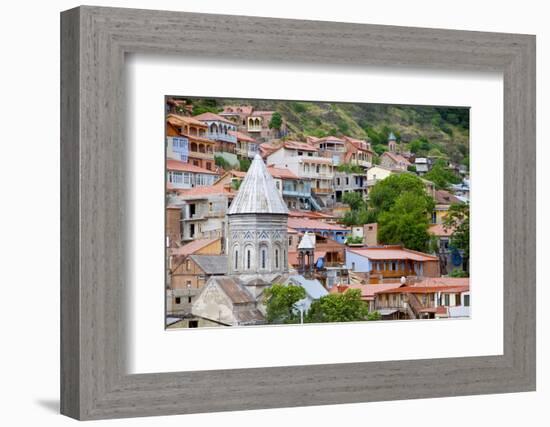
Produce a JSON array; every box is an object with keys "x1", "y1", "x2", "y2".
[{"x1": 400, "y1": 276, "x2": 407, "y2": 285}]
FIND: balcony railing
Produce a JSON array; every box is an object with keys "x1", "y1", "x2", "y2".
[
  {"x1": 371, "y1": 268, "x2": 416, "y2": 278},
  {"x1": 312, "y1": 187, "x2": 333, "y2": 195},
  {"x1": 188, "y1": 151, "x2": 214, "y2": 160},
  {"x1": 207, "y1": 131, "x2": 237, "y2": 143}
]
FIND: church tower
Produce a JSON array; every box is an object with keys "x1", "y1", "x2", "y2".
[
  {"x1": 226, "y1": 154, "x2": 289, "y2": 293},
  {"x1": 388, "y1": 131, "x2": 397, "y2": 153}
]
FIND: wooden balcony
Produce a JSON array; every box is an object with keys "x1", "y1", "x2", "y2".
[
  {"x1": 371, "y1": 268, "x2": 416, "y2": 278},
  {"x1": 188, "y1": 151, "x2": 214, "y2": 160}
]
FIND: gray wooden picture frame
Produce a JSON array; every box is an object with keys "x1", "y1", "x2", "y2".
[{"x1": 60, "y1": 5, "x2": 536, "y2": 421}]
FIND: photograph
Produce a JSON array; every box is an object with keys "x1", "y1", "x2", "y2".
[{"x1": 165, "y1": 97, "x2": 471, "y2": 328}]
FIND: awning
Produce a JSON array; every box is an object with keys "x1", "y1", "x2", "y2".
[{"x1": 378, "y1": 309, "x2": 398, "y2": 316}]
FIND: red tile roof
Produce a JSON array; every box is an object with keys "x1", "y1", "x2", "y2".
[
  {"x1": 348, "y1": 246, "x2": 438, "y2": 262},
  {"x1": 166, "y1": 159, "x2": 219, "y2": 174},
  {"x1": 375, "y1": 284, "x2": 469, "y2": 295},
  {"x1": 434, "y1": 189, "x2": 463, "y2": 205},
  {"x1": 382, "y1": 151, "x2": 411, "y2": 166},
  {"x1": 266, "y1": 166, "x2": 299, "y2": 180},
  {"x1": 222, "y1": 105, "x2": 254, "y2": 116},
  {"x1": 288, "y1": 217, "x2": 348, "y2": 232},
  {"x1": 166, "y1": 113, "x2": 207, "y2": 128},
  {"x1": 193, "y1": 112, "x2": 235, "y2": 125},
  {"x1": 283, "y1": 140, "x2": 318, "y2": 152},
  {"x1": 229, "y1": 130, "x2": 256, "y2": 142},
  {"x1": 176, "y1": 182, "x2": 234, "y2": 198}
]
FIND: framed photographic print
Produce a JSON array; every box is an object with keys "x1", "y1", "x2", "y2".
[{"x1": 61, "y1": 6, "x2": 536, "y2": 420}]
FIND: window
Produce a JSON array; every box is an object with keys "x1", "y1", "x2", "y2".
[
  {"x1": 234, "y1": 248, "x2": 239, "y2": 270},
  {"x1": 261, "y1": 247, "x2": 267, "y2": 269},
  {"x1": 351, "y1": 262, "x2": 356, "y2": 271},
  {"x1": 188, "y1": 320, "x2": 198, "y2": 328},
  {"x1": 275, "y1": 249, "x2": 279, "y2": 269},
  {"x1": 188, "y1": 296, "x2": 192, "y2": 304},
  {"x1": 444, "y1": 294, "x2": 450, "y2": 306},
  {"x1": 175, "y1": 297, "x2": 181, "y2": 304},
  {"x1": 247, "y1": 248, "x2": 252, "y2": 270},
  {"x1": 392, "y1": 262, "x2": 397, "y2": 271},
  {"x1": 186, "y1": 259, "x2": 191, "y2": 271},
  {"x1": 288, "y1": 236, "x2": 292, "y2": 246},
  {"x1": 464, "y1": 294, "x2": 470, "y2": 307},
  {"x1": 208, "y1": 202, "x2": 213, "y2": 213}
]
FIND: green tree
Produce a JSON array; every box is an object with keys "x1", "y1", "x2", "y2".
[
  {"x1": 342, "y1": 191, "x2": 366, "y2": 211},
  {"x1": 443, "y1": 203, "x2": 470, "y2": 272},
  {"x1": 424, "y1": 162, "x2": 461, "y2": 190},
  {"x1": 306, "y1": 289, "x2": 370, "y2": 323},
  {"x1": 214, "y1": 155, "x2": 230, "y2": 170},
  {"x1": 368, "y1": 173, "x2": 433, "y2": 216},
  {"x1": 377, "y1": 192, "x2": 432, "y2": 252},
  {"x1": 263, "y1": 284, "x2": 306, "y2": 324},
  {"x1": 268, "y1": 112, "x2": 282, "y2": 130},
  {"x1": 239, "y1": 157, "x2": 251, "y2": 172}
]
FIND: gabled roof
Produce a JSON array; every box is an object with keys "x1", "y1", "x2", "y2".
[
  {"x1": 434, "y1": 189, "x2": 463, "y2": 205},
  {"x1": 170, "y1": 238, "x2": 220, "y2": 256},
  {"x1": 221, "y1": 105, "x2": 254, "y2": 116},
  {"x1": 227, "y1": 155, "x2": 289, "y2": 215},
  {"x1": 166, "y1": 113, "x2": 208, "y2": 128},
  {"x1": 314, "y1": 135, "x2": 345, "y2": 144},
  {"x1": 211, "y1": 277, "x2": 256, "y2": 303},
  {"x1": 189, "y1": 255, "x2": 228, "y2": 275},
  {"x1": 382, "y1": 151, "x2": 411, "y2": 166},
  {"x1": 193, "y1": 112, "x2": 235, "y2": 125}
]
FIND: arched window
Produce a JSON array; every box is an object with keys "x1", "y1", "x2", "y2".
[
  {"x1": 190, "y1": 142, "x2": 197, "y2": 152},
  {"x1": 234, "y1": 247, "x2": 239, "y2": 271},
  {"x1": 275, "y1": 248, "x2": 279, "y2": 269},
  {"x1": 261, "y1": 247, "x2": 267, "y2": 269},
  {"x1": 247, "y1": 248, "x2": 251, "y2": 270}
]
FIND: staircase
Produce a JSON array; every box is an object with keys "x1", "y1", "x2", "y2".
[
  {"x1": 405, "y1": 293, "x2": 423, "y2": 319},
  {"x1": 310, "y1": 193, "x2": 325, "y2": 210},
  {"x1": 307, "y1": 195, "x2": 322, "y2": 211}
]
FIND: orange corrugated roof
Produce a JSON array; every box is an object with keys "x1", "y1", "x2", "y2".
[
  {"x1": 283, "y1": 140, "x2": 318, "y2": 152},
  {"x1": 267, "y1": 166, "x2": 299, "y2": 180},
  {"x1": 375, "y1": 284, "x2": 469, "y2": 294},
  {"x1": 166, "y1": 113, "x2": 207, "y2": 128},
  {"x1": 349, "y1": 246, "x2": 438, "y2": 262},
  {"x1": 176, "y1": 182, "x2": 234, "y2": 197},
  {"x1": 228, "y1": 130, "x2": 256, "y2": 142},
  {"x1": 170, "y1": 238, "x2": 220, "y2": 256},
  {"x1": 166, "y1": 159, "x2": 219, "y2": 174}
]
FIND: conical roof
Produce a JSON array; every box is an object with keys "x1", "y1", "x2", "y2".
[
  {"x1": 388, "y1": 132, "x2": 396, "y2": 141},
  {"x1": 227, "y1": 154, "x2": 289, "y2": 215},
  {"x1": 298, "y1": 232, "x2": 316, "y2": 250}
]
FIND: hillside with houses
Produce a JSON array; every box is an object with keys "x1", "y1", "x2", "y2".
[{"x1": 165, "y1": 97, "x2": 470, "y2": 328}]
